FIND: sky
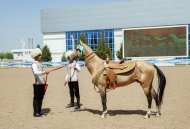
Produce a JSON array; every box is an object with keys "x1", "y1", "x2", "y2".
[{"x1": 0, "y1": 0, "x2": 126, "y2": 52}]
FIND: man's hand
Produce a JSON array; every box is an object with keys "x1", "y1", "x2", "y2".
[
  {"x1": 44, "y1": 70, "x2": 50, "y2": 75},
  {"x1": 64, "y1": 81, "x2": 68, "y2": 86}
]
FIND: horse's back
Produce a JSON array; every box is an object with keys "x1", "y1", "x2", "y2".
[
  {"x1": 136, "y1": 61, "x2": 155, "y2": 72},
  {"x1": 135, "y1": 61, "x2": 155, "y2": 84}
]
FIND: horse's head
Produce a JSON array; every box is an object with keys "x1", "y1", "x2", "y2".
[{"x1": 74, "y1": 41, "x2": 85, "y2": 59}]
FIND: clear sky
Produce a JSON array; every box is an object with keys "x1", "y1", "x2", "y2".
[{"x1": 0, "y1": 0, "x2": 126, "y2": 52}]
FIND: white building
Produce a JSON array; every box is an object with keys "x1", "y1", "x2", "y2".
[
  {"x1": 11, "y1": 49, "x2": 33, "y2": 62},
  {"x1": 41, "y1": 0, "x2": 190, "y2": 62}
]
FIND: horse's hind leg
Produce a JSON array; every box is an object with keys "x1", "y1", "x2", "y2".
[
  {"x1": 151, "y1": 88, "x2": 160, "y2": 117},
  {"x1": 145, "y1": 94, "x2": 152, "y2": 118},
  {"x1": 142, "y1": 84, "x2": 152, "y2": 119}
]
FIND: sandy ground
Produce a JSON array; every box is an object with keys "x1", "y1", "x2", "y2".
[{"x1": 0, "y1": 66, "x2": 190, "y2": 129}]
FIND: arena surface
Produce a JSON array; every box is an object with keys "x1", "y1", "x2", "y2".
[{"x1": 0, "y1": 66, "x2": 190, "y2": 129}]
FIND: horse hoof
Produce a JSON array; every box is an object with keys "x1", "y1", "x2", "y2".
[
  {"x1": 156, "y1": 113, "x2": 160, "y2": 117},
  {"x1": 101, "y1": 114, "x2": 107, "y2": 118},
  {"x1": 144, "y1": 115, "x2": 150, "y2": 119}
]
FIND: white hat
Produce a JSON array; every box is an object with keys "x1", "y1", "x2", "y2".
[
  {"x1": 65, "y1": 50, "x2": 74, "y2": 60},
  {"x1": 31, "y1": 48, "x2": 42, "y2": 59}
]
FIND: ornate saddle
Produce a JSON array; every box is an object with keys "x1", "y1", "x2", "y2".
[
  {"x1": 103, "y1": 56, "x2": 136, "y2": 89},
  {"x1": 105, "y1": 60, "x2": 136, "y2": 74}
]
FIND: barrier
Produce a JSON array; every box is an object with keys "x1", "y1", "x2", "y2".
[
  {"x1": 0, "y1": 59, "x2": 189, "y2": 68},
  {"x1": 0, "y1": 61, "x2": 86, "y2": 68}
]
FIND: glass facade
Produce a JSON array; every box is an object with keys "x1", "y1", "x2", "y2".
[{"x1": 66, "y1": 29, "x2": 114, "y2": 59}]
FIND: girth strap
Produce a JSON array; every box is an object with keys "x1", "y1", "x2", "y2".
[{"x1": 92, "y1": 68, "x2": 104, "y2": 86}]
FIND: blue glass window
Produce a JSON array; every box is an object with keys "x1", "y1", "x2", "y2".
[{"x1": 66, "y1": 29, "x2": 114, "y2": 59}]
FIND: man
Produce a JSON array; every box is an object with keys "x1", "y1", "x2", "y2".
[
  {"x1": 31, "y1": 48, "x2": 50, "y2": 117},
  {"x1": 64, "y1": 50, "x2": 81, "y2": 110}
]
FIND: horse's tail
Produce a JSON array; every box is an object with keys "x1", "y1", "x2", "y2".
[{"x1": 153, "y1": 64, "x2": 166, "y2": 105}]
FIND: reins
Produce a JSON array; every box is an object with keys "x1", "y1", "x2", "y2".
[{"x1": 84, "y1": 52, "x2": 95, "y2": 66}]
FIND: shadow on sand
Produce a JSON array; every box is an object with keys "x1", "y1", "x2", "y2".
[
  {"x1": 42, "y1": 108, "x2": 51, "y2": 115},
  {"x1": 78, "y1": 108, "x2": 147, "y2": 116}
]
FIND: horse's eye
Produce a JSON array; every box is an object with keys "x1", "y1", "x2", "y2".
[{"x1": 76, "y1": 49, "x2": 81, "y2": 52}]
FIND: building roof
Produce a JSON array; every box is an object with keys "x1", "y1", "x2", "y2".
[{"x1": 41, "y1": 0, "x2": 190, "y2": 33}]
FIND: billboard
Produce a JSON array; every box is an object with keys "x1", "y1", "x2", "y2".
[{"x1": 123, "y1": 25, "x2": 188, "y2": 58}]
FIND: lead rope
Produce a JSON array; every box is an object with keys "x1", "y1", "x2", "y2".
[
  {"x1": 44, "y1": 74, "x2": 48, "y2": 94},
  {"x1": 44, "y1": 65, "x2": 66, "y2": 94}
]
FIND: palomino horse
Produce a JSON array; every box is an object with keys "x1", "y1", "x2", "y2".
[{"x1": 73, "y1": 40, "x2": 166, "y2": 118}]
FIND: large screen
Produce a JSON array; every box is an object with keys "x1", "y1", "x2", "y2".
[{"x1": 123, "y1": 25, "x2": 188, "y2": 58}]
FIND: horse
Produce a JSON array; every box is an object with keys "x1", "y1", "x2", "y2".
[{"x1": 73, "y1": 40, "x2": 166, "y2": 118}]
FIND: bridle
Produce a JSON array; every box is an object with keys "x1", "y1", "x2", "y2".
[{"x1": 84, "y1": 52, "x2": 95, "y2": 66}]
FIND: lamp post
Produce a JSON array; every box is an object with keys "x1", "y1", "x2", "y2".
[
  {"x1": 21, "y1": 38, "x2": 25, "y2": 62},
  {"x1": 71, "y1": 35, "x2": 74, "y2": 50}
]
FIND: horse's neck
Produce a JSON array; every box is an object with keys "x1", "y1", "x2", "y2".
[
  {"x1": 82, "y1": 42, "x2": 104, "y2": 75},
  {"x1": 85, "y1": 52, "x2": 103, "y2": 75}
]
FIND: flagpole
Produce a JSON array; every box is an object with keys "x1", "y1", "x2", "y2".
[
  {"x1": 71, "y1": 35, "x2": 74, "y2": 50},
  {"x1": 21, "y1": 38, "x2": 25, "y2": 62}
]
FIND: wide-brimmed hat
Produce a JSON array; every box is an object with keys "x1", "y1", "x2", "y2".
[
  {"x1": 65, "y1": 50, "x2": 74, "y2": 60},
  {"x1": 31, "y1": 48, "x2": 42, "y2": 59}
]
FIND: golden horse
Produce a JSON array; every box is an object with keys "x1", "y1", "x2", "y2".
[{"x1": 73, "y1": 40, "x2": 166, "y2": 118}]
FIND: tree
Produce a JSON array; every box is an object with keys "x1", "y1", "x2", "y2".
[
  {"x1": 77, "y1": 33, "x2": 87, "y2": 61},
  {"x1": 61, "y1": 52, "x2": 67, "y2": 62},
  {"x1": 116, "y1": 43, "x2": 123, "y2": 60},
  {"x1": 77, "y1": 33, "x2": 86, "y2": 45},
  {"x1": 41, "y1": 45, "x2": 52, "y2": 62},
  {"x1": 37, "y1": 44, "x2": 41, "y2": 49},
  {"x1": 0, "y1": 53, "x2": 5, "y2": 60},
  {"x1": 5, "y1": 52, "x2": 13, "y2": 59},
  {"x1": 96, "y1": 32, "x2": 111, "y2": 60}
]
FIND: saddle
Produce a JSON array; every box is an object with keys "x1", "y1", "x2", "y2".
[
  {"x1": 105, "y1": 60, "x2": 136, "y2": 74},
  {"x1": 103, "y1": 56, "x2": 136, "y2": 89}
]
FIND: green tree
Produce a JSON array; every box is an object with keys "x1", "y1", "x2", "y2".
[
  {"x1": 5, "y1": 52, "x2": 13, "y2": 59},
  {"x1": 0, "y1": 53, "x2": 5, "y2": 60},
  {"x1": 96, "y1": 32, "x2": 111, "y2": 60},
  {"x1": 116, "y1": 43, "x2": 123, "y2": 60},
  {"x1": 61, "y1": 52, "x2": 67, "y2": 62},
  {"x1": 77, "y1": 33, "x2": 87, "y2": 45},
  {"x1": 41, "y1": 45, "x2": 52, "y2": 62},
  {"x1": 37, "y1": 44, "x2": 41, "y2": 49},
  {"x1": 77, "y1": 33, "x2": 87, "y2": 61}
]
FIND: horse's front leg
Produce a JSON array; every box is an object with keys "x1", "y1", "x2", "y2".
[{"x1": 99, "y1": 85, "x2": 107, "y2": 118}]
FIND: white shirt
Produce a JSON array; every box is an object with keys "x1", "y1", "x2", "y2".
[
  {"x1": 65, "y1": 61, "x2": 81, "y2": 82},
  {"x1": 31, "y1": 61, "x2": 45, "y2": 84}
]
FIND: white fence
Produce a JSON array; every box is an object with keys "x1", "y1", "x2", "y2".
[
  {"x1": 0, "y1": 59, "x2": 190, "y2": 68},
  {"x1": 0, "y1": 61, "x2": 85, "y2": 68}
]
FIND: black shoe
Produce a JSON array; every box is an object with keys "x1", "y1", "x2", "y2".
[
  {"x1": 33, "y1": 113, "x2": 41, "y2": 117},
  {"x1": 33, "y1": 100, "x2": 42, "y2": 117},
  {"x1": 38, "y1": 100, "x2": 43, "y2": 116},
  {"x1": 74, "y1": 105, "x2": 80, "y2": 110},
  {"x1": 65, "y1": 103, "x2": 74, "y2": 108},
  {"x1": 38, "y1": 112, "x2": 43, "y2": 116}
]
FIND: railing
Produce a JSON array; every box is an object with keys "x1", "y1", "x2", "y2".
[
  {"x1": 0, "y1": 61, "x2": 86, "y2": 68},
  {"x1": 0, "y1": 59, "x2": 190, "y2": 68}
]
